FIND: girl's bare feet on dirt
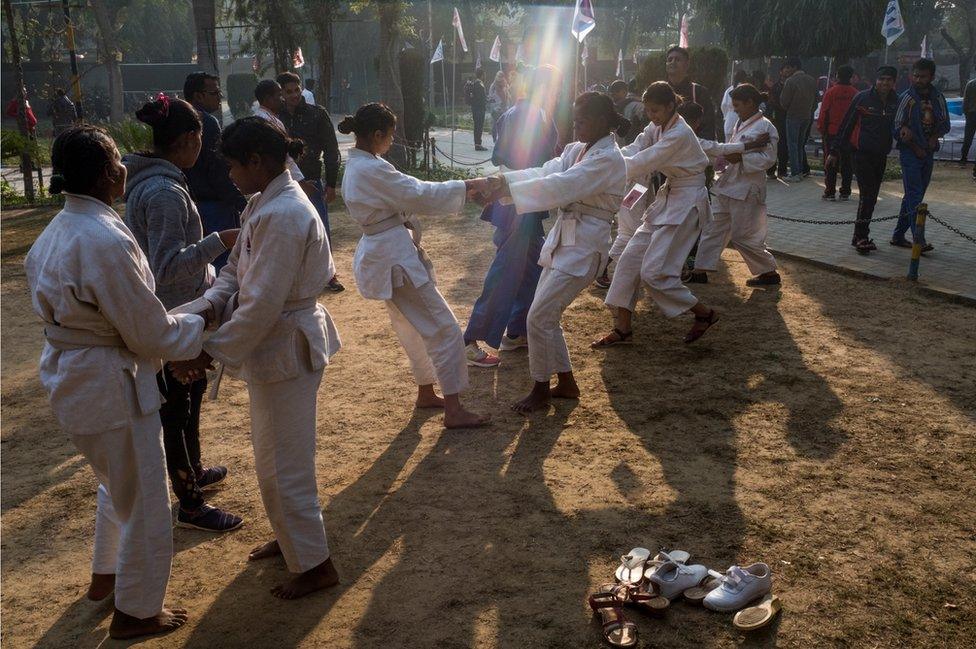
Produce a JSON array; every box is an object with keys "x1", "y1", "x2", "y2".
[
  {"x1": 549, "y1": 372, "x2": 580, "y2": 400},
  {"x1": 87, "y1": 573, "x2": 115, "y2": 601},
  {"x1": 248, "y1": 539, "x2": 282, "y2": 561},
  {"x1": 108, "y1": 606, "x2": 189, "y2": 640},
  {"x1": 512, "y1": 381, "x2": 551, "y2": 413},
  {"x1": 271, "y1": 557, "x2": 340, "y2": 600},
  {"x1": 415, "y1": 384, "x2": 445, "y2": 409},
  {"x1": 443, "y1": 394, "x2": 490, "y2": 428}
]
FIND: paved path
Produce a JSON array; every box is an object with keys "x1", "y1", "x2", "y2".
[{"x1": 764, "y1": 176, "x2": 976, "y2": 302}]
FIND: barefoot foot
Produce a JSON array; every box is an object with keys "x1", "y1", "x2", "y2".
[
  {"x1": 271, "y1": 557, "x2": 340, "y2": 600},
  {"x1": 416, "y1": 385, "x2": 445, "y2": 409},
  {"x1": 249, "y1": 539, "x2": 282, "y2": 561},
  {"x1": 550, "y1": 374, "x2": 580, "y2": 400},
  {"x1": 108, "y1": 606, "x2": 189, "y2": 640},
  {"x1": 512, "y1": 382, "x2": 552, "y2": 413},
  {"x1": 444, "y1": 408, "x2": 490, "y2": 429},
  {"x1": 87, "y1": 573, "x2": 115, "y2": 601}
]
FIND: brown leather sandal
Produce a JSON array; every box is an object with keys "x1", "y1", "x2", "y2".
[
  {"x1": 588, "y1": 592, "x2": 638, "y2": 647},
  {"x1": 684, "y1": 310, "x2": 719, "y2": 344},
  {"x1": 591, "y1": 328, "x2": 634, "y2": 349}
]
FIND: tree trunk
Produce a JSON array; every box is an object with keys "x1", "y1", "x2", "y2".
[
  {"x1": 309, "y1": 0, "x2": 334, "y2": 109},
  {"x1": 377, "y1": 1, "x2": 407, "y2": 167},
  {"x1": 941, "y1": 25, "x2": 975, "y2": 93},
  {"x1": 3, "y1": 0, "x2": 35, "y2": 202},
  {"x1": 90, "y1": 0, "x2": 124, "y2": 121},
  {"x1": 192, "y1": 0, "x2": 218, "y2": 75}
]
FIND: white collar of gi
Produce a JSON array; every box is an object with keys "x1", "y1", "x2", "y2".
[
  {"x1": 733, "y1": 112, "x2": 762, "y2": 139},
  {"x1": 63, "y1": 192, "x2": 123, "y2": 220},
  {"x1": 574, "y1": 133, "x2": 616, "y2": 163},
  {"x1": 250, "y1": 169, "x2": 294, "y2": 212}
]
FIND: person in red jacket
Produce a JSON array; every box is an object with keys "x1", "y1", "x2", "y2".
[
  {"x1": 818, "y1": 65, "x2": 858, "y2": 200},
  {"x1": 5, "y1": 91, "x2": 37, "y2": 135}
]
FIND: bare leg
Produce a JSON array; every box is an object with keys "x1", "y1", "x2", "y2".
[
  {"x1": 550, "y1": 371, "x2": 580, "y2": 400},
  {"x1": 512, "y1": 381, "x2": 552, "y2": 413},
  {"x1": 616, "y1": 307, "x2": 633, "y2": 333},
  {"x1": 248, "y1": 539, "x2": 282, "y2": 561},
  {"x1": 415, "y1": 384, "x2": 445, "y2": 409},
  {"x1": 108, "y1": 607, "x2": 189, "y2": 640},
  {"x1": 87, "y1": 573, "x2": 115, "y2": 601},
  {"x1": 591, "y1": 307, "x2": 634, "y2": 347},
  {"x1": 443, "y1": 394, "x2": 490, "y2": 429},
  {"x1": 271, "y1": 556, "x2": 340, "y2": 600}
]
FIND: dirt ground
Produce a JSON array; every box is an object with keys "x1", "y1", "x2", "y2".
[{"x1": 2, "y1": 192, "x2": 975, "y2": 649}]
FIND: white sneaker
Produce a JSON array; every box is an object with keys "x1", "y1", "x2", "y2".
[
  {"x1": 645, "y1": 560, "x2": 709, "y2": 600},
  {"x1": 498, "y1": 335, "x2": 528, "y2": 351},
  {"x1": 703, "y1": 563, "x2": 772, "y2": 612},
  {"x1": 465, "y1": 342, "x2": 500, "y2": 368}
]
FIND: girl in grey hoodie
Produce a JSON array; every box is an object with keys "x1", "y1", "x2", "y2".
[{"x1": 123, "y1": 94, "x2": 242, "y2": 533}]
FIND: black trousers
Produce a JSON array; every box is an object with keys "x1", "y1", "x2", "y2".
[
  {"x1": 852, "y1": 151, "x2": 888, "y2": 242},
  {"x1": 473, "y1": 106, "x2": 486, "y2": 146},
  {"x1": 824, "y1": 138, "x2": 853, "y2": 197},
  {"x1": 157, "y1": 365, "x2": 207, "y2": 510},
  {"x1": 773, "y1": 119, "x2": 789, "y2": 176},
  {"x1": 961, "y1": 111, "x2": 976, "y2": 162}
]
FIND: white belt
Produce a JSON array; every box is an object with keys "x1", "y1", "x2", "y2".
[
  {"x1": 563, "y1": 202, "x2": 616, "y2": 222},
  {"x1": 282, "y1": 297, "x2": 318, "y2": 313},
  {"x1": 361, "y1": 213, "x2": 407, "y2": 235},
  {"x1": 662, "y1": 173, "x2": 706, "y2": 190},
  {"x1": 44, "y1": 324, "x2": 125, "y2": 350}
]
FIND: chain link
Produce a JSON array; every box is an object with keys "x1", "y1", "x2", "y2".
[
  {"x1": 926, "y1": 213, "x2": 976, "y2": 245},
  {"x1": 431, "y1": 143, "x2": 494, "y2": 167},
  {"x1": 767, "y1": 213, "x2": 900, "y2": 225}
]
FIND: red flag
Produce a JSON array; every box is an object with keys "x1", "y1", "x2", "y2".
[
  {"x1": 292, "y1": 47, "x2": 305, "y2": 69},
  {"x1": 679, "y1": 14, "x2": 689, "y2": 48}
]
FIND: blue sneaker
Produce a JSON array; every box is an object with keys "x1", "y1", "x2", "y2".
[
  {"x1": 196, "y1": 465, "x2": 227, "y2": 489},
  {"x1": 176, "y1": 504, "x2": 243, "y2": 532}
]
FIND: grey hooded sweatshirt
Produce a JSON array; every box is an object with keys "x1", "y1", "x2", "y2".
[{"x1": 123, "y1": 153, "x2": 226, "y2": 309}]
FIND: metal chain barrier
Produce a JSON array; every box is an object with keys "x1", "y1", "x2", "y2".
[
  {"x1": 431, "y1": 142, "x2": 493, "y2": 167},
  {"x1": 926, "y1": 213, "x2": 976, "y2": 245},
  {"x1": 767, "y1": 212, "x2": 900, "y2": 225}
]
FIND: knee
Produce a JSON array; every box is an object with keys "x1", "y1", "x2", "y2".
[{"x1": 641, "y1": 269, "x2": 668, "y2": 290}]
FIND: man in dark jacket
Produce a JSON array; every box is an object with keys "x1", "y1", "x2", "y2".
[
  {"x1": 278, "y1": 71, "x2": 344, "y2": 291},
  {"x1": 830, "y1": 66, "x2": 900, "y2": 253},
  {"x1": 665, "y1": 45, "x2": 715, "y2": 140},
  {"x1": 465, "y1": 69, "x2": 489, "y2": 151},
  {"x1": 183, "y1": 72, "x2": 246, "y2": 271}
]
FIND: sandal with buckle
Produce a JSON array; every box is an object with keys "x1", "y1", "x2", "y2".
[
  {"x1": 591, "y1": 328, "x2": 633, "y2": 349},
  {"x1": 588, "y1": 592, "x2": 638, "y2": 647},
  {"x1": 684, "y1": 310, "x2": 719, "y2": 344}
]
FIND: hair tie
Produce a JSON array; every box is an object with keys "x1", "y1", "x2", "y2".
[{"x1": 155, "y1": 92, "x2": 170, "y2": 118}]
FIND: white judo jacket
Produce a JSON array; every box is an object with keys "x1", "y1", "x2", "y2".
[
  {"x1": 701, "y1": 113, "x2": 779, "y2": 204},
  {"x1": 623, "y1": 115, "x2": 710, "y2": 229},
  {"x1": 189, "y1": 170, "x2": 340, "y2": 385},
  {"x1": 341, "y1": 147, "x2": 467, "y2": 300},
  {"x1": 25, "y1": 193, "x2": 205, "y2": 435},
  {"x1": 504, "y1": 134, "x2": 627, "y2": 277}
]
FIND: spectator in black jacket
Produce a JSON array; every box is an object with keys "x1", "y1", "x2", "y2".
[
  {"x1": 278, "y1": 71, "x2": 344, "y2": 292},
  {"x1": 665, "y1": 45, "x2": 715, "y2": 140},
  {"x1": 830, "y1": 66, "x2": 899, "y2": 253},
  {"x1": 183, "y1": 72, "x2": 246, "y2": 271},
  {"x1": 465, "y1": 69, "x2": 489, "y2": 151}
]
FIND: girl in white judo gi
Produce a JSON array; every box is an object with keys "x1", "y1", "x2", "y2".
[
  {"x1": 339, "y1": 103, "x2": 489, "y2": 429},
  {"x1": 25, "y1": 126, "x2": 204, "y2": 639},
  {"x1": 591, "y1": 82, "x2": 720, "y2": 347},
  {"x1": 688, "y1": 84, "x2": 781, "y2": 287},
  {"x1": 170, "y1": 117, "x2": 342, "y2": 599},
  {"x1": 471, "y1": 92, "x2": 629, "y2": 412}
]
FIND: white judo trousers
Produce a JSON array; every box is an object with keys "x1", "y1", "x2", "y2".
[
  {"x1": 386, "y1": 267, "x2": 469, "y2": 395},
  {"x1": 78, "y1": 414, "x2": 173, "y2": 618},
  {"x1": 248, "y1": 356, "x2": 330, "y2": 573},
  {"x1": 527, "y1": 256, "x2": 601, "y2": 382},
  {"x1": 694, "y1": 195, "x2": 777, "y2": 275},
  {"x1": 608, "y1": 203, "x2": 643, "y2": 260},
  {"x1": 605, "y1": 210, "x2": 703, "y2": 317}
]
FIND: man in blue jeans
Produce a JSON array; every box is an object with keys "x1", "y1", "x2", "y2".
[
  {"x1": 890, "y1": 58, "x2": 950, "y2": 251},
  {"x1": 779, "y1": 58, "x2": 818, "y2": 182},
  {"x1": 463, "y1": 66, "x2": 560, "y2": 368}
]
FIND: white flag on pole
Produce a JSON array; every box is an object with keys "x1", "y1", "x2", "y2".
[
  {"x1": 571, "y1": 0, "x2": 596, "y2": 43},
  {"x1": 616, "y1": 49, "x2": 623, "y2": 77},
  {"x1": 489, "y1": 35, "x2": 502, "y2": 62},
  {"x1": 292, "y1": 47, "x2": 305, "y2": 69},
  {"x1": 920, "y1": 35, "x2": 927, "y2": 58},
  {"x1": 882, "y1": 0, "x2": 905, "y2": 46},
  {"x1": 430, "y1": 38, "x2": 444, "y2": 64},
  {"x1": 581, "y1": 40, "x2": 589, "y2": 67},
  {"x1": 679, "y1": 14, "x2": 689, "y2": 48},
  {"x1": 452, "y1": 7, "x2": 468, "y2": 52}
]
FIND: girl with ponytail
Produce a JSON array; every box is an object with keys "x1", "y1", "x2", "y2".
[
  {"x1": 123, "y1": 94, "x2": 244, "y2": 535},
  {"x1": 465, "y1": 91, "x2": 630, "y2": 413},
  {"x1": 169, "y1": 115, "x2": 342, "y2": 599},
  {"x1": 339, "y1": 102, "x2": 490, "y2": 430}
]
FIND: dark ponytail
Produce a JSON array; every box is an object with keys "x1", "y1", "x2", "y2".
[
  {"x1": 729, "y1": 83, "x2": 765, "y2": 108},
  {"x1": 220, "y1": 116, "x2": 304, "y2": 167},
  {"x1": 642, "y1": 81, "x2": 683, "y2": 108},
  {"x1": 573, "y1": 91, "x2": 630, "y2": 138},
  {"x1": 337, "y1": 102, "x2": 396, "y2": 139},
  {"x1": 135, "y1": 93, "x2": 202, "y2": 152},
  {"x1": 49, "y1": 125, "x2": 119, "y2": 195}
]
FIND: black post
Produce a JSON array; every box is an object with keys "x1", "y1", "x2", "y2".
[{"x1": 62, "y1": 0, "x2": 83, "y2": 119}]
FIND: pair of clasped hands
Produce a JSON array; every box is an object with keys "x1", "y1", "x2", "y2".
[
  {"x1": 169, "y1": 305, "x2": 218, "y2": 385},
  {"x1": 463, "y1": 175, "x2": 510, "y2": 207}
]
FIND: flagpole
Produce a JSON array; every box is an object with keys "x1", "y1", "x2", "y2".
[
  {"x1": 451, "y1": 32, "x2": 456, "y2": 169},
  {"x1": 574, "y1": 40, "x2": 580, "y2": 95},
  {"x1": 884, "y1": 44, "x2": 889, "y2": 64}
]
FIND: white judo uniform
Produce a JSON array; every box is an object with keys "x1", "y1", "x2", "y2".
[
  {"x1": 253, "y1": 106, "x2": 306, "y2": 183},
  {"x1": 24, "y1": 193, "x2": 205, "y2": 619},
  {"x1": 606, "y1": 114, "x2": 711, "y2": 317},
  {"x1": 341, "y1": 147, "x2": 469, "y2": 395},
  {"x1": 693, "y1": 113, "x2": 779, "y2": 276},
  {"x1": 608, "y1": 127, "x2": 659, "y2": 261},
  {"x1": 504, "y1": 134, "x2": 626, "y2": 381},
  {"x1": 185, "y1": 170, "x2": 340, "y2": 574}
]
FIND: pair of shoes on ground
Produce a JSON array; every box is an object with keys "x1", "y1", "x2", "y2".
[
  {"x1": 851, "y1": 238, "x2": 878, "y2": 254},
  {"x1": 889, "y1": 239, "x2": 934, "y2": 253},
  {"x1": 175, "y1": 466, "x2": 243, "y2": 533},
  {"x1": 465, "y1": 336, "x2": 528, "y2": 367},
  {"x1": 822, "y1": 193, "x2": 851, "y2": 201}
]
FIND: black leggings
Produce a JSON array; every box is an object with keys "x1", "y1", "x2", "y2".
[{"x1": 157, "y1": 365, "x2": 206, "y2": 510}]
